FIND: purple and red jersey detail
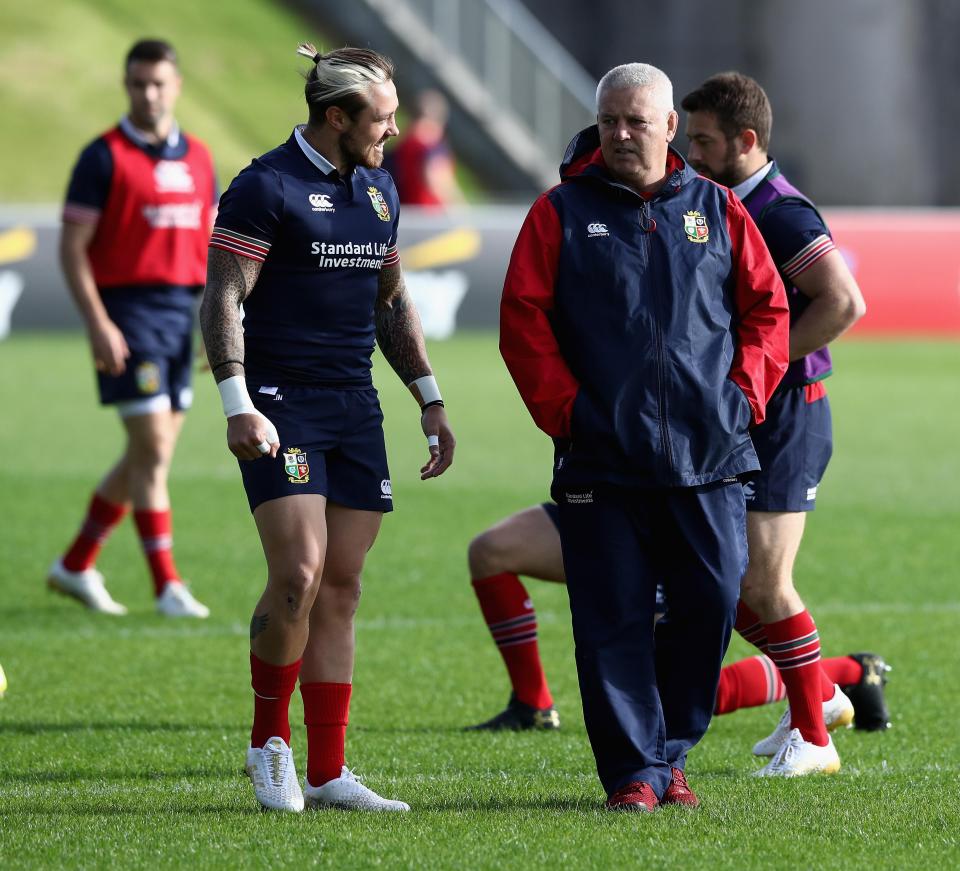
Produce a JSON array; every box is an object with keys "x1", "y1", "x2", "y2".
[{"x1": 741, "y1": 164, "x2": 836, "y2": 388}]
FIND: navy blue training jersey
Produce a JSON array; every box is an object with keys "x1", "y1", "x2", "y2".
[{"x1": 210, "y1": 127, "x2": 400, "y2": 385}]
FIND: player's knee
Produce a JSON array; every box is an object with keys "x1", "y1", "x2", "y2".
[
  {"x1": 269, "y1": 563, "x2": 322, "y2": 620},
  {"x1": 317, "y1": 573, "x2": 362, "y2": 618},
  {"x1": 468, "y1": 529, "x2": 506, "y2": 578},
  {"x1": 126, "y1": 437, "x2": 173, "y2": 471},
  {"x1": 740, "y1": 567, "x2": 793, "y2": 606}
]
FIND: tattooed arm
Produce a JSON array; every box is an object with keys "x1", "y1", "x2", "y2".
[
  {"x1": 375, "y1": 262, "x2": 432, "y2": 383},
  {"x1": 199, "y1": 247, "x2": 261, "y2": 382},
  {"x1": 200, "y1": 248, "x2": 279, "y2": 460},
  {"x1": 375, "y1": 263, "x2": 456, "y2": 477}
]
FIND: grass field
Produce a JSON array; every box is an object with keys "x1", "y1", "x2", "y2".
[
  {"x1": 0, "y1": 0, "x2": 483, "y2": 203},
  {"x1": 1, "y1": 332, "x2": 959, "y2": 869}
]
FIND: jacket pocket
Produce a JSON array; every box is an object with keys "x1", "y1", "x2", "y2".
[
  {"x1": 725, "y1": 378, "x2": 753, "y2": 431},
  {"x1": 571, "y1": 387, "x2": 603, "y2": 442}
]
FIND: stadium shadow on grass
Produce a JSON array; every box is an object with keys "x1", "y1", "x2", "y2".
[
  {"x1": 1, "y1": 766, "x2": 232, "y2": 784},
  {"x1": 414, "y1": 797, "x2": 603, "y2": 813},
  {"x1": 0, "y1": 721, "x2": 236, "y2": 735},
  {"x1": 352, "y1": 724, "x2": 489, "y2": 735},
  {"x1": 11, "y1": 803, "x2": 247, "y2": 816}
]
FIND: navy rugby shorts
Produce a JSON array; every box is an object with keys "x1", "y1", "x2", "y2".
[
  {"x1": 239, "y1": 384, "x2": 393, "y2": 514},
  {"x1": 745, "y1": 384, "x2": 832, "y2": 512},
  {"x1": 97, "y1": 288, "x2": 195, "y2": 411}
]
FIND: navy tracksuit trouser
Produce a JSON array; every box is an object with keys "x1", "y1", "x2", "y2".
[{"x1": 555, "y1": 481, "x2": 747, "y2": 799}]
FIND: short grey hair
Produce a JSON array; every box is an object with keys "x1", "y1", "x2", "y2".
[{"x1": 596, "y1": 63, "x2": 674, "y2": 112}]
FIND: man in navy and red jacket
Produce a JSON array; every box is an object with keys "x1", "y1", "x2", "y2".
[{"x1": 500, "y1": 62, "x2": 789, "y2": 811}]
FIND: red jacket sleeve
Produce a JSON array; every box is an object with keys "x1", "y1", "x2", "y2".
[
  {"x1": 725, "y1": 193, "x2": 790, "y2": 425},
  {"x1": 499, "y1": 194, "x2": 580, "y2": 438}
]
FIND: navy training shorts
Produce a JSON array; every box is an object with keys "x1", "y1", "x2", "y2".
[
  {"x1": 96, "y1": 287, "x2": 195, "y2": 411},
  {"x1": 238, "y1": 383, "x2": 393, "y2": 514},
  {"x1": 541, "y1": 500, "x2": 560, "y2": 530},
  {"x1": 745, "y1": 383, "x2": 832, "y2": 512}
]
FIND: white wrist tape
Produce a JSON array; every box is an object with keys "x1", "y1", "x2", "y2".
[
  {"x1": 218, "y1": 375, "x2": 256, "y2": 418},
  {"x1": 408, "y1": 375, "x2": 442, "y2": 407},
  {"x1": 219, "y1": 376, "x2": 279, "y2": 447},
  {"x1": 427, "y1": 434, "x2": 440, "y2": 448}
]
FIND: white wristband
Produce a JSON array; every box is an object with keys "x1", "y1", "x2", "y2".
[
  {"x1": 218, "y1": 375, "x2": 256, "y2": 418},
  {"x1": 408, "y1": 375, "x2": 442, "y2": 407},
  {"x1": 427, "y1": 434, "x2": 440, "y2": 448}
]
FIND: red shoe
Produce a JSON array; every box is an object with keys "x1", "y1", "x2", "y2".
[
  {"x1": 605, "y1": 781, "x2": 658, "y2": 812},
  {"x1": 661, "y1": 767, "x2": 699, "y2": 808}
]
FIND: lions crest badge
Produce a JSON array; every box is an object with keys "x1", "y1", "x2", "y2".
[
  {"x1": 135, "y1": 361, "x2": 161, "y2": 394},
  {"x1": 683, "y1": 210, "x2": 709, "y2": 243},
  {"x1": 283, "y1": 447, "x2": 310, "y2": 484},
  {"x1": 366, "y1": 186, "x2": 391, "y2": 222}
]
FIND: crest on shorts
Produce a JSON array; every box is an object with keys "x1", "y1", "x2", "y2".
[
  {"x1": 135, "y1": 361, "x2": 160, "y2": 394},
  {"x1": 283, "y1": 447, "x2": 310, "y2": 484},
  {"x1": 683, "y1": 210, "x2": 709, "y2": 243},
  {"x1": 366, "y1": 186, "x2": 391, "y2": 222}
]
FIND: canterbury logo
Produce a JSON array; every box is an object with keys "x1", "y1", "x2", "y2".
[
  {"x1": 587, "y1": 222, "x2": 609, "y2": 237},
  {"x1": 309, "y1": 193, "x2": 335, "y2": 212}
]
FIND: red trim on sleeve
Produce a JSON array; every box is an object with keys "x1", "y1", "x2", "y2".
[
  {"x1": 500, "y1": 194, "x2": 580, "y2": 438},
  {"x1": 725, "y1": 194, "x2": 790, "y2": 425},
  {"x1": 382, "y1": 245, "x2": 400, "y2": 267},
  {"x1": 209, "y1": 227, "x2": 270, "y2": 263},
  {"x1": 62, "y1": 202, "x2": 101, "y2": 225}
]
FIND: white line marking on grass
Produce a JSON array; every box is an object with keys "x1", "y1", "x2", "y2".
[{"x1": 7, "y1": 602, "x2": 957, "y2": 643}]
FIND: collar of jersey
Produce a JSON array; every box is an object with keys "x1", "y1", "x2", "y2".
[
  {"x1": 119, "y1": 115, "x2": 181, "y2": 150},
  {"x1": 294, "y1": 125, "x2": 338, "y2": 177},
  {"x1": 732, "y1": 160, "x2": 774, "y2": 200}
]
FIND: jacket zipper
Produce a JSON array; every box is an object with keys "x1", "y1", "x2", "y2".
[{"x1": 640, "y1": 199, "x2": 674, "y2": 476}]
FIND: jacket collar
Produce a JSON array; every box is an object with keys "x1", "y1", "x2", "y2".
[{"x1": 558, "y1": 124, "x2": 695, "y2": 198}]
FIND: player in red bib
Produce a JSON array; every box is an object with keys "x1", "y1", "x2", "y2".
[{"x1": 48, "y1": 40, "x2": 216, "y2": 618}]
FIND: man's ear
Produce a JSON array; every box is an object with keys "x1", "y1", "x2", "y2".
[
  {"x1": 739, "y1": 128, "x2": 758, "y2": 155},
  {"x1": 665, "y1": 110, "x2": 679, "y2": 142},
  {"x1": 325, "y1": 105, "x2": 349, "y2": 131}
]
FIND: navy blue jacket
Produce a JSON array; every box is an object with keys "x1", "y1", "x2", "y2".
[{"x1": 500, "y1": 126, "x2": 789, "y2": 487}]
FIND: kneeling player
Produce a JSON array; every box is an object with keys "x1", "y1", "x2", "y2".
[{"x1": 466, "y1": 502, "x2": 891, "y2": 735}]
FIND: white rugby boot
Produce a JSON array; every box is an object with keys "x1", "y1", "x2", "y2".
[
  {"x1": 753, "y1": 728, "x2": 841, "y2": 777},
  {"x1": 47, "y1": 559, "x2": 127, "y2": 615},
  {"x1": 245, "y1": 736, "x2": 304, "y2": 812},
  {"x1": 752, "y1": 684, "x2": 854, "y2": 756},
  {"x1": 156, "y1": 582, "x2": 210, "y2": 619},
  {"x1": 304, "y1": 766, "x2": 410, "y2": 811}
]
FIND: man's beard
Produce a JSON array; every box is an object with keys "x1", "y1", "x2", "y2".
[
  {"x1": 339, "y1": 129, "x2": 383, "y2": 170},
  {"x1": 692, "y1": 140, "x2": 743, "y2": 188}
]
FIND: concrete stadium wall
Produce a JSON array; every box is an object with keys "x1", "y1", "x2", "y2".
[{"x1": 1, "y1": 205, "x2": 958, "y2": 338}]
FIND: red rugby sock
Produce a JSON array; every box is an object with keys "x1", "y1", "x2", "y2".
[
  {"x1": 62, "y1": 493, "x2": 127, "y2": 572},
  {"x1": 734, "y1": 600, "x2": 769, "y2": 653},
  {"x1": 302, "y1": 682, "x2": 352, "y2": 787},
  {"x1": 133, "y1": 508, "x2": 181, "y2": 596},
  {"x1": 821, "y1": 655, "x2": 863, "y2": 688},
  {"x1": 472, "y1": 572, "x2": 553, "y2": 709},
  {"x1": 715, "y1": 655, "x2": 786, "y2": 715},
  {"x1": 250, "y1": 653, "x2": 301, "y2": 748},
  {"x1": 764, "y1": 611, "x2": 829, "y2": 746}
]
